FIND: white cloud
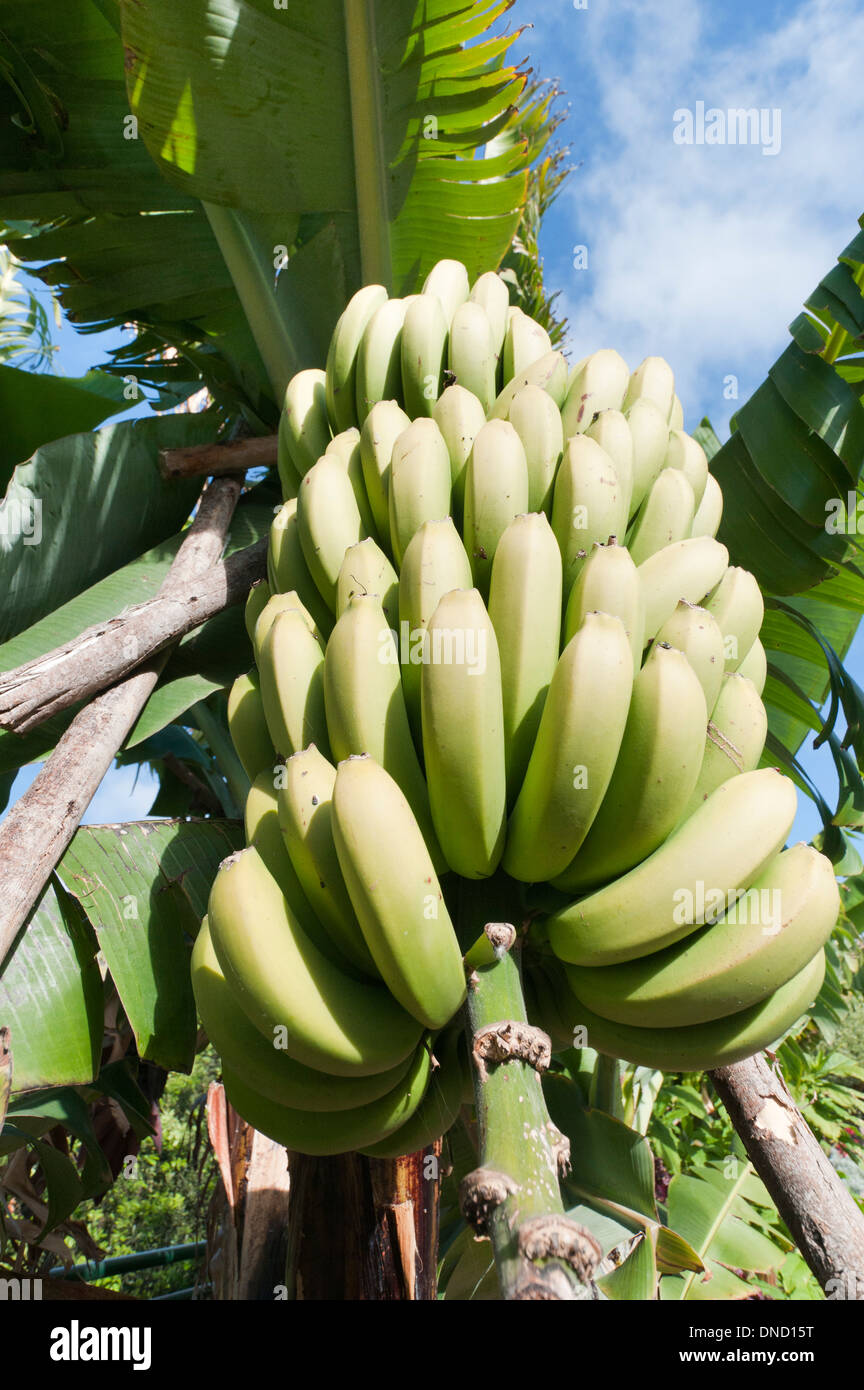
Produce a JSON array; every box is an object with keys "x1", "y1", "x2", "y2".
[{"x1": 514, "y1": 0, "x2": 864, "y2": 431}]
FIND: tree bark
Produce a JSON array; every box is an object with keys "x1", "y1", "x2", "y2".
[
  {"x1": 711, "y1": 1053, "x2": 864, "y2": 1300},
  {"x1": 0, "y1": 475, "x2": 245, "y2": 972},
  {"x1": 160, "y1": 436, "x2": 277, "y2": 479}
]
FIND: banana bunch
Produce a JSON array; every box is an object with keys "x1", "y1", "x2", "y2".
[{"x1": 202, "y1": 259, "x2": 838, "y2": 1152}]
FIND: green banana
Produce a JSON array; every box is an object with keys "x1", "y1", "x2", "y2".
[
  {"x1": 468, "y1": 270, "x2": 510, "y2": 360},
  {"x1": 502, "y1": 308, "x2": 552, "y2": 381},
  {"x1": 401, "y1": 293, "x2": 449, "y2": 418},
  {"x1": 388, "y1": 418, "x2": 453, "y2": 566},
  {"x1": 253, "y1": 590, "x2": 323, "y2": 662},
  {"x1": 551, "y1": 434, "x2": 628, "y2": 599},
  {"x1": 193, "y1": 919, "x2": 412, "y2": 1112},
  {"x1": 552, "y1": 642, "x2": 707, "y2": 894},
  {"x1": 490, "y1": 349, "x2": 568, "y2": 418},
  {"x1": 297, "y1": 453, "x2": 367, "y2": 613},
  {"x1": 257, "y1": 608, "x2": 329, "y2": 759},
  {"x1": 562, "y1": 539, "x2": 644, "y2": 670},
  {"x1": 508, "y1": 384, "x2": 564, "y2": 515},
  {"x1": 623, "y1": 355, "x2": 676, "y2": 420},
  {"x1": 208, "y1": 845, "x2": 423, "y2": 1075},
  {"x1": 359, "y1": 399, "x2": 412, "y2": 545},
  {"x1": 546, "y1": 767, "x2": 798, "y2": 966},
  {"x1": 332, "y1": 756, "x2": 466, "y2": 1028},
  {"x1": 462, "y1": 420, "x2": 530, "y2": 598},
  {"x1": 398, "y1": 517, "x2": 473, "y2": 737},
  {"x1": 487, "y1": 512, "x2": 563, "y2": 802},
  {"x1": 681, "y1": 671, "x2": 767, "y2": 820},
  {"x1": 639, "y1": 536, "x2": 729, "y2": 640},
  {"x1": 585, "y1": 409, "x2": 634, "y2": 520},
  {"x1": 322, "y1": 593, "x2": 444, "y2": 869},
  {"x1": 626, "y1": 398, "x2": 671, "y2": 514},
  {"x1": 669, "y1": 394, "x2": 685, "y2": 430},
  {"x1": 227, "y1": 669, "x2": 275, "y2": 784},
  {"x1": 245, "y1": 580, "x2": 271, "y2": 645},
  {"x1": 653, "y1": 600, "x2": 725, "y2": 712},
  {"x1": 663, "y1": 429, "x2": 708, "y2": 507},
  {"x1": 737, "y1": 637, "x2": 767, "y2": 694},
  {"x1": 433, "y1": 384, "x2": 488, "y2": 519},
  {"x1": 627, "y1": 468, "x2": 696, "y2": 565},
  {"x1": 566, "y1": 843, "x2": 838, "y2": 1029},
  {"x1": 690, "y1": 472, "x2": 723, "y2": 538},
  {"x1": 702, "y1": 565, "x2": 764, "y2": 671},
  {"x1": 422, "y1": 258, "x2": 470, "y2": 324},
  {"x1": 268, "y1": 499, "x2": 335, "y2": 636},
  {"x1": 336, "y1": 537, "x2": 399, "y2": 630},
  {"x1": 278, "y1": 368, "x2": 330, "y2": 492},
  {"x1": 359, "y1": 1026, "x2": 466, "y2": 1157},
  {"x1": 559, "y1": 950, "x2": 825, "y2": 1072},
  {"x1": 421, "y1": 587, "x2": 507, "y2": 878},
  {"x1": 561, "y1": 349, "x2": 629, "y2": 438},
  {"x1": 276, "y1": 744, "x2": 378, "y2": 976},
  {"x1": 325, "y1": 283, "x2": 389, "y2": 433},
  {"x1": 502, "y1": 611, "x2": 633, "y2": 883},
  {"x1": 324, "y1": 426, "x2": 379, "y2": 542},
  {"x1": 355, "y1": 298, "x2": 408, "y2": 423},
  {"x1": 222, "y1": 1034, "x2": 433, "y2": 1157},
  {"x1": 449, "y1": 301, "x2": 497, "y2": 414}
]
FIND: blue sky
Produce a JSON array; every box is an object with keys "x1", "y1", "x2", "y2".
[{"x1": 5, "y1": 0, "x2": 863, "y2": 842}]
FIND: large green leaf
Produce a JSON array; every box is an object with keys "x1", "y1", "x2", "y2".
[
  {"x1": 57, "y1": 819, "x2": 243, "y2": 1073},
  {"x1": 660, "y1": 1162, "x2": 785, "y2": 1301},
  {"x1": 0, "y1": 363, "x2": 129, "y2": 484}
]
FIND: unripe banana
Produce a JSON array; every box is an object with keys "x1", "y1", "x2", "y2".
[
  {"x1": 468, "y1": 271, "x2": 510, "y2": 360},
  {"x1": 269, "y1": 499, "x2": 335, "y2": 636},
  {"x1": 422, "y1": 258, "x2": 470, "y2": 324},
  {"x1": 245, "y1": 580, "x2": 271, "y2": 645},
  {"x1": 254, "y1": 590, "x2": 323, "y2": 662},
  {"x1": 208, "y1": 845, "x2": 423, "y2": 1075},
  {"x1": 388, "y1": 418, "x2": 453, "y2": 567},
  {"x1": 562, "y1": 540, "x2": 645, "y2": 670},
  {"x1": 546, "y1": 766, "x2": 798, "y2": 966},
  {"x1": 551, "y1": 435, "x2": 628, "y2": 599},
  {"x1": 278, "y1": 368, "x2": 330, "y2": 492},
  {"x1": 325, "y1": 427, "x2": 379, "y2": 541},
  {"x1": 627, "y1": 469, "x2": 696, "y2": 566},
  {"x1": 355, "y1": 298, "x2": 408, "y2": 423},
  {"x1": 553, "y1": 642, "x2": 707, "y2": 894},
  {"x1": 681, "y1": 671, "x2": 768, "y2": 820},
  {"x1": 325, "y1": 284, "x2": 389, "y2": 433},
  {"x1": 490, "y1": 350, "x2": 568, "y2": 418},
  {"x1": 258, "y1": 608, "x2": 330, "y2": 759},
  {"x1": 623, "y1": 355, "x2": 676, "y2": 420},
  {"x1": 277, "y1": 745, "x2": 377, "y2": 976},
  {"x1": 702, "y1": 565, "x2": 764, "y2": 672},
  {"x1": 664, "y1": 429, "x2": 708, "y2": 507},
  {"x1": 401, "y1": 293, "x2": 449, "y2": 418},
  {"x1": 359, "y1": 400, "x2": 412, "y2": 545},
  {"x1": 653, "y1": 600, "x2": 725, "y2": 712},
  {"x1": 336, "y1": 538, "x2": 399, "y2": 630},
  {"x1": 508, "y1": 385, "x2": 564, "y2": 515},
  {"x1": 566, "y1": 843, "x2": 838, "y2": 1030},
  {"x1": 737, "y1": 637, "x2": 767, "y2": 694},
  {"x1": 398, "y1": 518, "x2": 473, "y2": 736},
  {"x1": 502, "y1": 611, "x2": 633, "y2": 883},
  {"x1": 228, "y1": 670, "x2": 275, "y2": 783},
  {"x1": 669, "y1": 394, "x2": 684, "y2": 430},
  {"x1": 433, "y1": 384, "x2": 487, "y2": 519},
  {"x1": 297, "y1": 453, "x2": 366, "y2": 613},
  {"x1": 421, "y1": 588, "x2": 507, "y2": 878},
  {"x1": 626, "y1": 398, "x2": 671, "y2": 514},
  {"x1": 360, "y1": 1026, "x2": 466, "y2": 1157},
  {"x1": 503, "y1": 308, "x2": 552, "y2": 381},
  {"x1": 690, "y1": 471, "x2": 723, "y2": 538},
  {"x1": 192, "y1": 918, "x2": 412, "y2": 1111},
  {"x1": 488, "y1": 512, "x2": 563, "y2": 802},
  {"x1": 462, "y1": 420, "x2": 530, "y2": 598},
  {"x1": 332, "y1": 756, "x2": 466, "y2": 1028},
  {"x1": 221, "y1": 1035, "x2": 434, "y2": 1157},
  {"x1": 561, "y1": 349, "x2": 629, "y2": 438},
  {"x1": 323, "y1": 594, "x2": 444, "y2": 869},
  {"x1": 585, "y1": 410, "x2": 634, "y2": 520},
  {"x1": 448, "y1": 301, "x2": 497, "y2": 414},
  {"x1": 639, "y1": 536, "x2": 729, "y2": 640},
  {"x1": 559, "y1": 950, "x2": 825, "y2": 1072}
]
